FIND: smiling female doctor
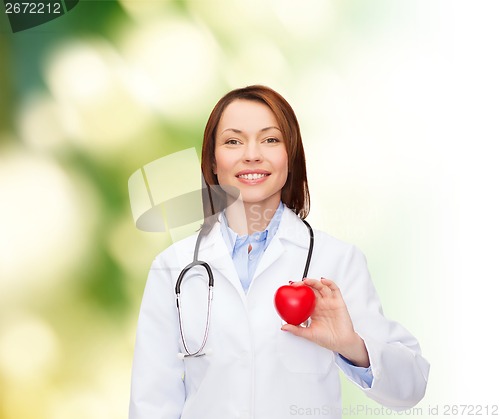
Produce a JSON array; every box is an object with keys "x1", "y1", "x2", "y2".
[{"x1": 129, "y1": 85, "x2": 429, "y2": 419}]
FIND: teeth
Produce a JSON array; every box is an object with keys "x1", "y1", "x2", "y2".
[{"x1": 238, "y1": 173, "x2": 267, "y2": 180}]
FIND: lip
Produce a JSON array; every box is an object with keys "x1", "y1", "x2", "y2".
[
  {"x1": 235, "y1": 169, "x2": 271, "y2": 176},
  {"x1": 235, "y1": 170, "x2": 271, "y2": 185}
]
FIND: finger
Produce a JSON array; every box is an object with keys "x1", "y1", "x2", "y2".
[
  {"x1": 303, "y1": 278, "x2": 332, "y2": 298},
  {"x1": 287, "y1": 280, "x2": 325, "y2": 305},
  {"x1": 281, "y1": 323, "x2": 310, "y2": 338},
  {"x1": 299, "y1": 278, "x2": 323, "y2": 300},
  {"x1": 289, "y1": 280, "x2": 306, "y2": 287},
  {"x1": 320, "y1": 278, "x2": 347, "y2": 304},
  {"x1": 320, "y1": 277, "x2": 340, "y2": 292},
  {"x1": 302, "y1": 278, "x2": 320, "y2": 288}
]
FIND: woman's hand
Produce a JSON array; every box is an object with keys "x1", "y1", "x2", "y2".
[{"x1": 281, "y1": 277, "x2": 370, "y2": 368}]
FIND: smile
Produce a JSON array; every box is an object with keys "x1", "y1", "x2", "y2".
[{"x1": 236, "y1": 173, "x2": 269, "y2": 180}]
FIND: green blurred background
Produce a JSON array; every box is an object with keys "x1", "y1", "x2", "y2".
[{"x1": 1, "y1": 1, "x2": 500, "y2": 418}]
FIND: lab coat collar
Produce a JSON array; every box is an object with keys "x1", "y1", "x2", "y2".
[
  {"x1": 193, "y1": 219, "x2": 243, "y2": 297},
  {"x1": 178, "y1": 206, "x2": 311, "y2": 298},
  {"x1": 193, "y1": 205, "x2": 308, "y2": 251},
  {"x1": 252, "y1": 207, "x2": 310, "y2": 281},
  {"x1": 274, "y1": 206, "x2": 311, "y2": 250}
]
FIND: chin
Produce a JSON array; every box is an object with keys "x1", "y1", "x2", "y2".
[{"x1": 240, "y1": 192, "x2": 280, "y2": 206}]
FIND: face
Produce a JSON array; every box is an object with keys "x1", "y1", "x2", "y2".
[{"x1": 214, "y1": 99, "x2": 288, "y2": 210}]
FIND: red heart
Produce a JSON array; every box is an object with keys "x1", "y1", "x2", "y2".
[{"x1": 274, "y1": 285, "x2": 316, "y2": 326}]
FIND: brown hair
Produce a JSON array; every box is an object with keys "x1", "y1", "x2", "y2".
[{"x1": 201, "y1": 85, "x2": 310, "y2": 225}]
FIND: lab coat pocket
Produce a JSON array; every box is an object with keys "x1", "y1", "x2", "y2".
[
  {"x1": 276, "y1": 331, "x2": 334, "y2": 375},
  {"x1": 183, "y1": 354, "x2": 210, "y2": 397}
]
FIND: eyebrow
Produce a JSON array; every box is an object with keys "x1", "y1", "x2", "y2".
[{"x1": 220, "y1": 126, "x2": 281, "y2": 135}]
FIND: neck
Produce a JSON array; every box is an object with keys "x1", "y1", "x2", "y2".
[{"x1": 225, "y1": 199, "x2": 280, "y2": 235}]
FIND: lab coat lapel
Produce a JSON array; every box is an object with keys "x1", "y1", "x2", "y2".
[
  {"x1": 252, "y1": 235, "x2": 285, "y2": 281},
  {"x1": 194, "y1": 221, "x2": 246, "y2": 299},
  {"x1": 253, "y1": 207, "x2": 309, "y2": 281}
]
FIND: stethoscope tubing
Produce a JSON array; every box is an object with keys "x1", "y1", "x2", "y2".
[
  {"x1": 176, "y1": 234, "x2": 214, "y2": 357},
  {"x1": 301, "y1": 219, "x2": 314, "y2": 279}
]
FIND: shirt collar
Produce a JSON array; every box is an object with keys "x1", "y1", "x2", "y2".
[{"x1": 220, "y1": 202, "x2": 285, "y2": 255}]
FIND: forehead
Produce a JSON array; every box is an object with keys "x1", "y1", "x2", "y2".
[{"x1": 217, "y1": 99, "x2": 279, "y2": 133}]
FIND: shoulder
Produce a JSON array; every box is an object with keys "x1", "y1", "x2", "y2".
[
  {"x1": 281, "y1": 206, "x2": 360, "y2": 255},
  {"x1": 313, "y1": 228, "x2": 359, "y2": 255},
  {"x1": 153, "y1": 222, "x2": 222, "y2": 268},
  {"x1": 153, "y1": 231, "x2": 199, "y2": 269}
]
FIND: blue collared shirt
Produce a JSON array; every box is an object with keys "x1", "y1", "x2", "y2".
[
  {"x1": 220, "y1": 202, "x2": 284, "y2": 293},
  {"x1": 219, "y1": 202, "x2": 373, "y2": 387}
]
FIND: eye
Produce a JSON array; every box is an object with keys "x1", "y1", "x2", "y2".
[
  {"x1": 224, "y1": 138, "x2": 241, "y2": 145},
  {"x1": 264, "y1": 137, "x2": 280, "y2": 143}
]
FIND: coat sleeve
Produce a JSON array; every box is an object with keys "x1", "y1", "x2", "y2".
[
  {"x1": 129, "y1": 255, "x2": 185, "y2": 419},
  {"x1": 336, "y1": 245, "x2": 430, "y2": 410}
]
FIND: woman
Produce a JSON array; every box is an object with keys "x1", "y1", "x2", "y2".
[{"x1": 129, "y1": 86, "x2": 429, "y2": 419}]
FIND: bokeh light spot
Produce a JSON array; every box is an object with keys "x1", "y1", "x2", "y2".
[
  {"x1": 0, "y1": 151, "x2": 97, "y2": 305},
  {"x1": 0, "y1": 315, "x2": 59, "y2": 382}
]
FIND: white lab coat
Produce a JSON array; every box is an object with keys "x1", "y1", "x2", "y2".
[{"x1": 129, "y1": 207, "x2": 429, "y2": 419}]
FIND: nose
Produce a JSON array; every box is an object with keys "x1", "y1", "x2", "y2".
[{"x1": 243, "y1": 141, "x2": 262, "y2": 162}]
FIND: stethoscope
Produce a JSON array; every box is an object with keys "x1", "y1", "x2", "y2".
[{"x1": 175, "y1": 217, "x2": 314, "y2": 359}]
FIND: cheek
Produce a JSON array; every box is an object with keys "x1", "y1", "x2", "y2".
[
  {"x1": 213, "y1": 150, "x2": 222, "y2": 175},
  {"x1": 278, "y1": 150, "x2": 289, "y2": 175},
  {"x1": 213, "y1": 151, "x2": 231, "y2": 176}
]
